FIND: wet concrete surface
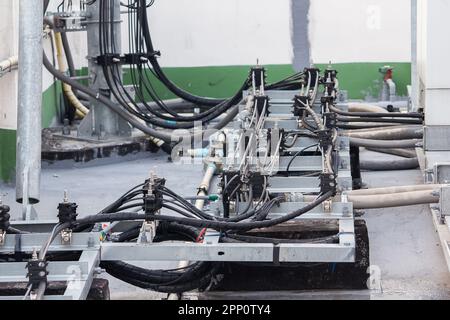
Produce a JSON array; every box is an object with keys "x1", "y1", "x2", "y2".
[{"x1": 1, "y1": 150, "x2": 450, "y2": 299}]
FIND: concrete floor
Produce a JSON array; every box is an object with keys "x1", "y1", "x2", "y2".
[{"x1": 1, "y1": 150, "x2": 450, "y2": 300}]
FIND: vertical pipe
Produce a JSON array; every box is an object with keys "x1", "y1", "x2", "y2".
[
  {"x1": 79, "y1": 0, "x2": 131, "y2": 139},
  {"x1": 194, "y1": 164, "x2": 217, "y2": 209},
  {"x1": 411, "y1": 0, "x2": 419, "y2": 112},
  {"x1": 16, "y1": 0, "x2": 43, "y2": 205}
]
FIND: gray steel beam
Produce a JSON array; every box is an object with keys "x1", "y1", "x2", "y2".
[{"x1": 101, "y1": 243, "x2": 275, "y2": 262}]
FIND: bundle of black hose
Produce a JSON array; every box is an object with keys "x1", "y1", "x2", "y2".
[
  {"x1": 101, "y1": 222, "x2": 219, "y2": 294},
  {"x1": 74, "y1": 191, "x2": 331, "y2": 232},
  {"x1": 0, "y1": 205, "x2": 10, "y2": 232},
  {"x1": 57, "y1": 202, "x2": 78, "y2": 225}
]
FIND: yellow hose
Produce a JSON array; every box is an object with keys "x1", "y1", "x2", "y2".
[{"x1": 54, "y1": 32, "x2": 89, "y2": 117}]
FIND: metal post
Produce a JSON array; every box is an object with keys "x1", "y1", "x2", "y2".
[
  {"x1": 16, "y1": 0, "x2": 43, "y2": 212},
  {"x1": 78, "y1": 0, "x2": 131, "y2": 139},
  {"x1": 410, "y1": 0, "x2": 418, "y2": 112}
]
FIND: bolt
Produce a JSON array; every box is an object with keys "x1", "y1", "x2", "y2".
[
  {"x1": 88, "y1": 234, "x2": 95, "y2": 248},
  {"x1": 32, "y1": 248, "x2": 38, "y2": 260},
  {"x1": 94, "y1": 268, "x2": 104, "y2": 275},
  {"x1": 342, "y1": 206, "x2": 350, "y2": 217}
]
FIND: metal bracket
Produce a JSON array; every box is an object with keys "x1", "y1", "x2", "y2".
[
  {"x1": 61, "y1": 229, "x2": 73, "y2": 245},
  {"x1": 440, "y1": 186, "x2": 450, "y2": 217},
  {"x1": 434, "y1": 163, "x2": 450, "y2": 184},
  {"x1": 138, "y1": 221, "x2": 157, "y2": 244}
]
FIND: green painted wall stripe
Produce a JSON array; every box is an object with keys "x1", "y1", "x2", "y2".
[
  {"x1": 0, "y1": 129, "x2": 16, "y2": 182},
  {"x1": 316, "y1": 62, "x2": 411, "y2": 100},
  {"x1": 125, "y1": 64, "x2": 296, "y2": 101},
  {"x1": 42, "y1": 81, "x2": 62, "y2": 128},
  {"x1": 125, "y1": 63, "x2": 411, "y2": 101}
]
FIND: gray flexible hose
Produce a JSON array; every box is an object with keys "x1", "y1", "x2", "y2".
[
  {"x1": 344, "y1": 127, "x2": 423, "y2": 140},
  {"x1": 360, "y1": 158, "x2": 419, "y2": 171},
  {"x1": 345, "y1": 125, "x2": 422, "y2": 134},
  {"x1": 347, "y1": 184, "x2": 442, "y2": 196},
  {"x1": 366, "y1": 148, "x2": 417, "y2": 159},
  {"x1": 348, "y1": 190, "x2": 439, "y2": 209},
  {"x1": 347, "y1": 103, "x2": 388, "y2": 114},
  {"x1": 350, "y1": 137, "x2": 421, "y2": 149}
]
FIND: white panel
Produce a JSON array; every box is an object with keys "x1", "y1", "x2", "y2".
[
  {"x1": 140, "y1": 0, "x2": 293, "y2": 67},
  {"x1": 0, "y1": 0, "x2": 18, "y2": 130},
  {"x1": 309, "y1": 0, "x2": 411, "y2": 63},
  {"x1": 425, "y1": 90, "x2": 450, "y2": 126},
  {"x1": 424, "y1": 0, "x2": 450, "y2": 89}
]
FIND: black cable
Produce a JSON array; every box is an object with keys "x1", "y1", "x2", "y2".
[{"x1": 74, "y1": 191, "x2": 333, "y2": 232}]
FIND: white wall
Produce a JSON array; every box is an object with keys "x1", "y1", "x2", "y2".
[
  {"x1": 125, "y1": 0, "x2": 293, "y2": 67},
  {"x1": 0, "y1": 0, "x2": 57, "y2": 131},
  {"x1": 0, "y1": 0, "x2": 414, "y2": 131},
  {"x1": 309, "y1": 0, "x2": 411, "y2": 64},
  {"x1": 0, "y1": 0, "x2": 18, "y2": 130}
]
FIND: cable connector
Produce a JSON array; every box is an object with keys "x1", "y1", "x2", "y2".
[
  {"x1": 324, "y1": 69, "x2": 338, "y2": 83},
  {"x1": 293, "y1": 95, "x2": 309, "y2": 117},
  {"x1": 304, "y1": 67, "x2": 321, "y2": 86},
  {"x1": 96, "y1": 53, "x2": 121, "y2": 66},
  {"x1": 26, "y1": 259, "x2": 49, "y2": 290},
  {"x1": 143, "y1": 175, "x2": 166, "y2": 220},
  {"x1": 323, "y1": 113, "x2": 337, "y2": 129},
  {"x1": 317, "y1": 129, "x2": 333, "y2": 149},
  {"x1": 57, "y1": 202, "x2": 78, "y2": 225},
  {"x1": 96, "y1": 52, "x2": 161, "y2": 66},
  {"x1": 255, "y1": 95, "x2": 270, "y2": 116},
  {"x1": 0, "y1": 204, "x2": 11, "y2": 233},
  {"x1": 250, "y1": 66, "x2": 267, "y2": 91},
  {"x1": 123, "y1": 51, "x2": 161, "y2": 64},
  {"x1": 320, "y1": 96, "x2": 335, "y2": 105},
  {"x1": 320, "y1": 173, "x2": 337, "y2": 196}
]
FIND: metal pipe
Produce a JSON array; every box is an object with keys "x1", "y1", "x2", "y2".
[
  {"x1": 195, "y1": 163, "x2": 217, "y2": 209},
  {"x1": 16, "y1": 0, "x2": 43, "y2": 206},
  {"x1": 348, "y1": 190, "x2": 439, "y2": 209},
  {"x1": 347, "y1": 184, "x2": 442, "y2": 196},
  {"x1": 343, "y1": 127, "x2": 423, "y2": 140},
  {"x1": 349, "y1": 137, "x2": 421, "y2": 149},
  {"x1": 0, "y1": 56, "x2": 18, "y2": 77},
  {"x1": 347, "y1": 103, "x2": 388, "y2": 113},
  {"x1": 360, "y1": 158, "x2": 419, "y2": 171},
  {"x1": 366, "y1": 148, "x2": 417, "y2": 159}
]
